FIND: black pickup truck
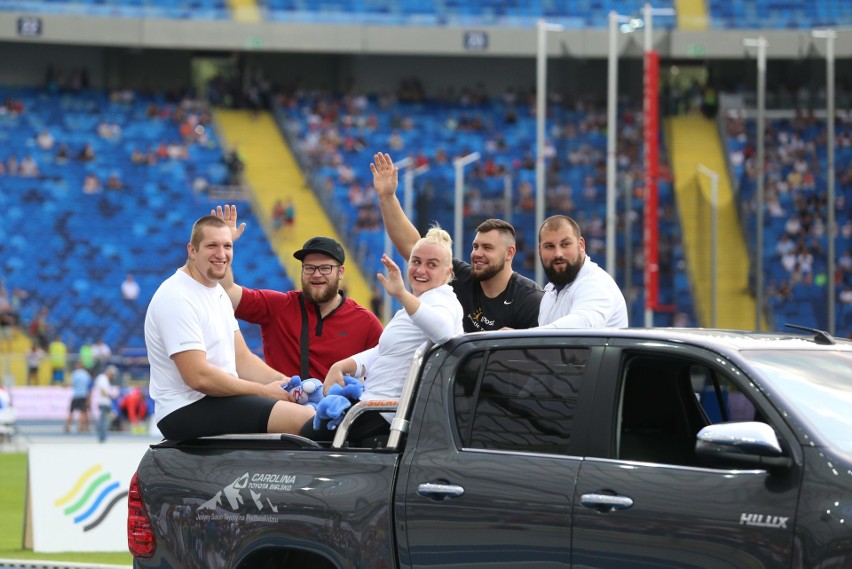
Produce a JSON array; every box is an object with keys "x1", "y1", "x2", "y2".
[{"x1": 129, "y1": 328, "x2": 852, "y2": 568}]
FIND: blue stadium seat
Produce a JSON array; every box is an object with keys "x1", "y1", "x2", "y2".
[
  {"x1": 279, "y1": 92, "x2": 694, "y2": 327},
  {"x1": 0, "y1": 87, "x2": 291, "y2": 353}
]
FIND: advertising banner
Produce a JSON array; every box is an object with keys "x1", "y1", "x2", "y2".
[
  {"x1": 28, "y1": 443, "x2": 150, "y2": 552},
  {"x1": 11, "y1": 386, "x2": 71, "y2": 420}
]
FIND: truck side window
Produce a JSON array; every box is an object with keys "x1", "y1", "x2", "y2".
[
  {"x1": 618, "y1": 357, "x2": 710, "y2": 466},
  {"x1": 617, "y1": 357, "x2": 760, "y2": 466},
  {"x1": 453, "y1": 347, "x2": 588, "y2": 455},
  {"x1": 690, "y1": 365, "x2": 758, "y2": 423}
]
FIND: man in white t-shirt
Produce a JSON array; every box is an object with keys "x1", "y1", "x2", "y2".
[
  {"x1": 144, "y1": 214, "x2": 314, "y2": 440},
  {"x1": 92, "y1": 365, "x2": 119, "y2": 443}
]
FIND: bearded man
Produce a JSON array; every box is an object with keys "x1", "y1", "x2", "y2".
[
  {"x1": 216, "y1": 205, "x2": 383, "y2": 380},
  {"x1": 536, "y1": 215, "x2": 628, "y2": 329},
  {"x1": 371, "y1": 152, "x2": 543, "y2": 332}
]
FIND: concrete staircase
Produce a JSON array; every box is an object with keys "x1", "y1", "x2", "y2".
[
  {"x1": 213, "y1": 110, "x2": 373, "y2": 309},
  {"x1": 666, "y1": 115, "x2": 764, "y2": 329}
]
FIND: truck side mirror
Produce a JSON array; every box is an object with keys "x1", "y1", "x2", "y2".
[{"x1": 695, "y1": 421, "x2": 792, "y2": 471}]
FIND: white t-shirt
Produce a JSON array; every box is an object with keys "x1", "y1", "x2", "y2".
[
  {"x1": 92, "y1": 341, "x2": 112, "y2": 363},
  {"x1": 353, "y1": 284, "x2": 463, "y2": 403},
  {"x1": 122, "y1": 278, "x2": 140, "y2": 301},
  {"x1": 145, "y1": 269, "x2": 239, "y2": 424},
  {"x1": 537, "y1": 255, "x2": 629, "y2": 329},
  {"x1": 91, "y1": 373, "x2": 117, "y2": 408}
]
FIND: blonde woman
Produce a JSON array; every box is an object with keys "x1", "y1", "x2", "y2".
[{"x1": 304, "y1": 226, "x2": 464, "y2": 443}]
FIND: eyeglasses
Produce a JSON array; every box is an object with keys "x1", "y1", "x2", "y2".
[{"x1": 302, "y1": 264, "x2": 340, "y2": 275}]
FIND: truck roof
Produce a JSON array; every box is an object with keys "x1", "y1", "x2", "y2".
[{"x1": 453, "y1": 327, "x2": 852, "y2": 353}]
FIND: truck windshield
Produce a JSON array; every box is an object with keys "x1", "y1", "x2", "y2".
[{"x1": 746, "y1": 350, "x2": 852, "y2": 455}]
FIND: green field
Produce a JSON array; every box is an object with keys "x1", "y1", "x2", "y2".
[{"x1": 0, "y1": 453, "x2": 133, "y2": 566}]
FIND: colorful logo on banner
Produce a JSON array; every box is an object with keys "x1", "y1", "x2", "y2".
[{"x1": 53, "y1": 464, "x2": 128, "y2": 533}]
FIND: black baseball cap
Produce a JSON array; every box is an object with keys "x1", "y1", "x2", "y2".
[{"x1": 293, "y1": 236, "x2": 345, "y2": 265}]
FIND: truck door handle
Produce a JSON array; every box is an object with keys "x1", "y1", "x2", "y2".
[
  {"x1": 580, "y1": 493, "x2": 634, "y2": 513},
  {"x1": 417, "y1": 482, "x2": 465, "y2": 500}
]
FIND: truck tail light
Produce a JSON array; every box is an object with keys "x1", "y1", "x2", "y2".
[{"x1": 127, "y1": 471, "x2": 156, "y2": 558}]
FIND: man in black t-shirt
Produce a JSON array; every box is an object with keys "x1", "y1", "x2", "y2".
[{"x1": 371, "y1": 152, "x2": 543, "y2": 332}]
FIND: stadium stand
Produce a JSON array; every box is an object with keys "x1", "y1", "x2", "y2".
[
  {"x1": 0, "y1": 86, "x2": 291, "y2": 356},
  {"x1": 0, "y1": 0, "x2": 230, "y2": 20},
  {"x1": 19, "y1": 0, "x2": 848, "y2": 31},
  {"x1": 5, "y1": 0, "x2": 852, "y2": 29},
  {"x1": 276, "y1": 90, "x2": 693, "y2": 326},
  {"x1": 0, "y1": 0, "x2": 850, "y2": 390},
  {"x1": 707, "y1": 0, "x2": 852, "y2": 29},
  {"x1": 723, "y1": 110, "x2": 852, "y2": 333},
  {"x1": 259, "y1": 0, "x2": 677, "y2": 28}
]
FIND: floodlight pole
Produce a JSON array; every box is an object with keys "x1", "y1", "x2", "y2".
[
  {"x1": 606, "y1": 11, "x2": 623, "y2": 277},
  {"x1": 404, "y1": 164, "x2": 429, "y2": 219},
  {"x1": 503, "y1": 173, "x2": 513, "y2": 223},
  {"x1": 536, "y1": 19, "x2": 564, "y2": 286},
  {"x1": 453, "y1": 152, "x2": 481, "y2": 259},
  {"x1": 813, "y1": 29, "x2": 837, "y2": 335},
  {"x1": 744, "y1": 37, "x2": 767, "y2": 331}
]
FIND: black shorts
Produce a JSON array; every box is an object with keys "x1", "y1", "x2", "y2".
[
  {"x1": 70, "y1": 397, "x2": 88, "y2": 412},
  {"x1": 157, "y1": 395, "x2": 277, "y2": 441}
]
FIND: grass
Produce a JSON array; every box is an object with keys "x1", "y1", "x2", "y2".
[{"x1": 0, "y1": 453, "x2": 133, "y2": 566}]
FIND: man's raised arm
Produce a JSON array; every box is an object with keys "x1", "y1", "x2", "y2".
[
  {"x1": 212, "y1": 204, "x2": 246, "y2": 309},
  {"x1": 370, "y1": 152, "x2": 421, "y2": 260}
]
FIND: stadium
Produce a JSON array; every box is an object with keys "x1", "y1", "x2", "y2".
[{"x1": 0, "y1": 0, "x2": 851, "y2": 561}]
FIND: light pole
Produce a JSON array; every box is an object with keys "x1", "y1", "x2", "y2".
[
  {"x1": 744, "y1": 37, "x2": 768, "y2": 331},
  {"x1": 536, "y1": 18, "x2": 564, "y2": 285},
  {"x1": 453, "y1": 152, "x2": 481, "y2": 259},
  {"x1": 605, "y1": 10, "x2": 651, "y2": 276},
  {"x1": 503, "y1": 173, "x2": 513, "y2": 224},
  {"x1": 404, "y1": 164, "x2": 429, "y2": 218},
  {"x1": 606, "y1": 11, "x2": 633, "y2": 277},
  {"x1": 812, "y1": 29, "x2": 837, "y2": 335}
]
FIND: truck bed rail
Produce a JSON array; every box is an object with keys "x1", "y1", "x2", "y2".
[{"x1": 332, "y1": 340, "x2": 433, "y2": 449}]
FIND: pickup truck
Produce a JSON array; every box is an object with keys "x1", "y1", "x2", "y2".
[{"x1": 129, "y1": 327, "x2": 852, "y2": 568}]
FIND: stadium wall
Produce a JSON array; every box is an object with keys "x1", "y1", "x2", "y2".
[
  {"x1": 2, "y1": 13, "x2": 852, "y2": 60},
  {"x1": 3, "y1": 39, "x2": 851, "y2": 111}
]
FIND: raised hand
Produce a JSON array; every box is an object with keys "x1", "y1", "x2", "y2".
[
  {"x1": 377, "y1": 253, "x2": 406, "y2": 298},
  {"x1": 370, "y1": 152, "x2": 399, "y2": 199},
  {"x1": 211, "y1": 204, "x2": 246, "y2": 242}
]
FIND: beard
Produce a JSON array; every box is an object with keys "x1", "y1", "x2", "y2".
[
  {"x1": 471, "y1": 257, "x2": 505, "y2": 282},
  {"x1": 302, "y1": 277, "x2": 340, "y2": 304},
  {"x1": 543, "y1": 258, "x2": 582, "y2": 287},
  {"x1": 205, "y1": 264, "x2": 227, "y2": 281}
]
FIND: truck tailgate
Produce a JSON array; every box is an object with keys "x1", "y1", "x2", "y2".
[{"x1": 135, "y1": 444, "x2": 400, "y2": 568}]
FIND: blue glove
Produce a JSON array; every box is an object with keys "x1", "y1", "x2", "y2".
[
  {"x1": 336, "y1": 374, "x2": 364, "y2": 401},
  {"x1": 313, "y1": 394, "x2": 352, "y2": 430},
  {"x1": 311, "y1": 375, "x2": 364, "y2": 430}
]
